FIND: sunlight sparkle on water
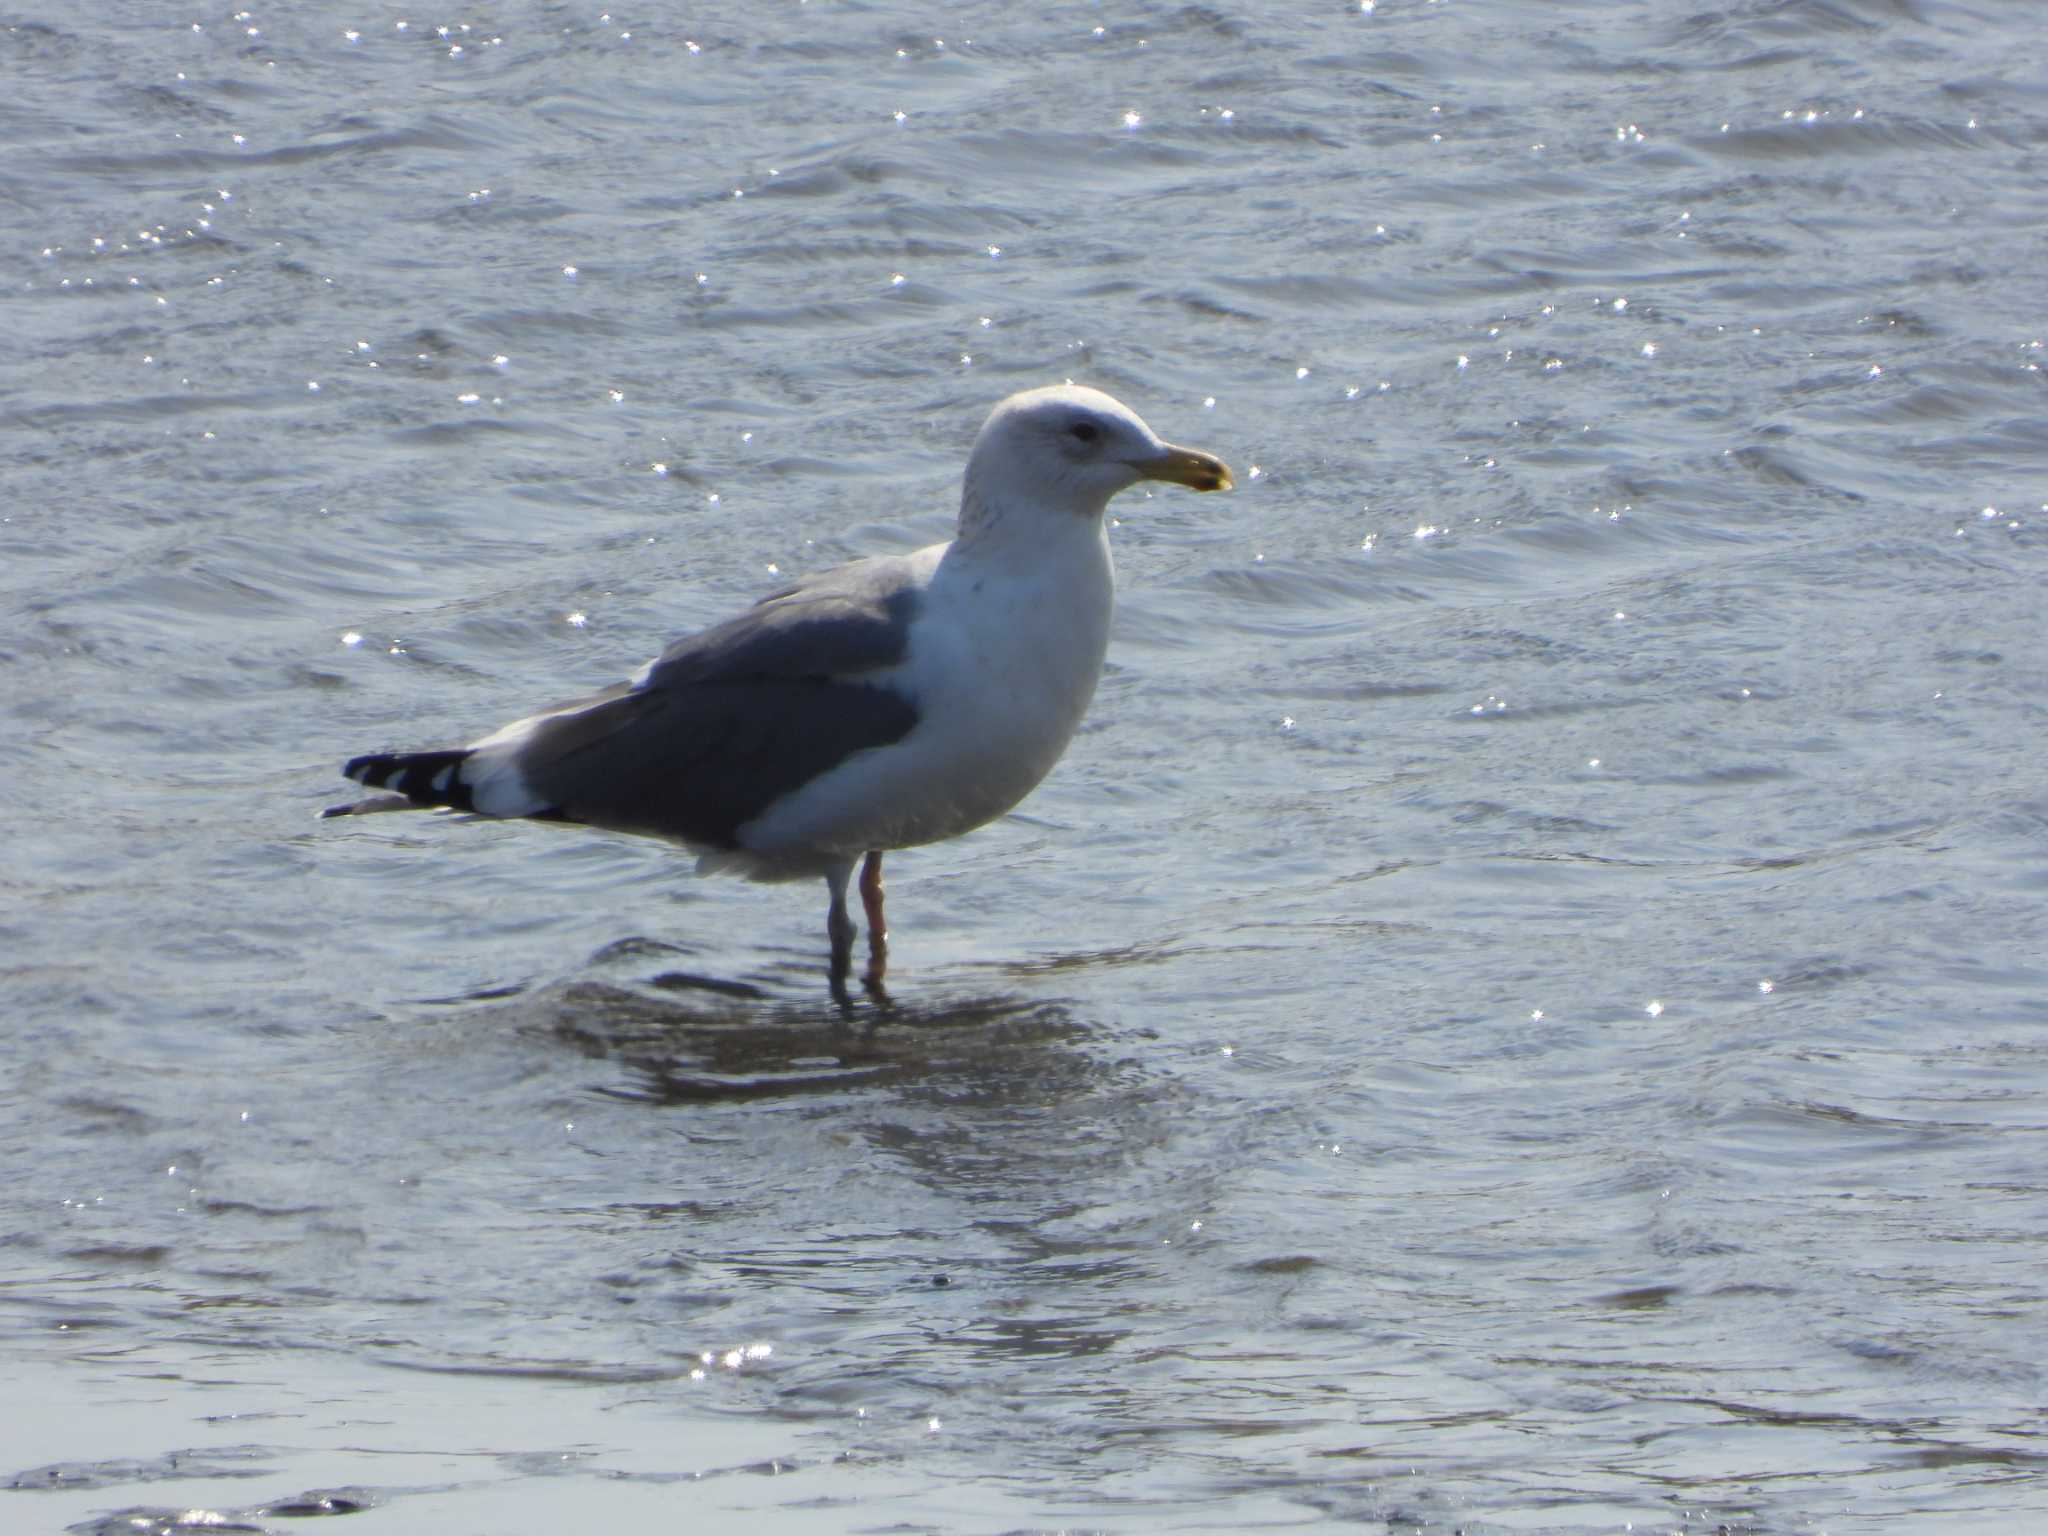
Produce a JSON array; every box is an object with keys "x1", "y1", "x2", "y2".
[
  {"x1": 1122, "y1": 111, "x2": 1142, "y2": 129},
  {"x1": 1759, "y1": 979, "x2": 1774, "y2": 994},
  {"x1": 1645, "y1": 1000, "x2": 1664, "y2": 1017}
]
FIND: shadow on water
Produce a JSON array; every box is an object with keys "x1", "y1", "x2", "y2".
[{"x1": 474, "y1": 936, "x2": 1097, "y2": 1108}]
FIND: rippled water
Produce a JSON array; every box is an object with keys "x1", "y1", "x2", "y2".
[{"x1": 7, "y1": 1, "x2": 2047, "y2": 1531}]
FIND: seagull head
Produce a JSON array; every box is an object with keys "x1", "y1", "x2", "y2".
[{"x1": 961, "y1": 384, "x2": 1234, "y2": 532}]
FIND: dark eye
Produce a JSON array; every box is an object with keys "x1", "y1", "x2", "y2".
[{"x1": 1069, "y1": 421, "x2": 1100, "y2": 443}]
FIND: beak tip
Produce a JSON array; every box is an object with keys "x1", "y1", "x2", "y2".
[{"x1": 1146, "y1": 446, "x2": 1235, "y2": 494}]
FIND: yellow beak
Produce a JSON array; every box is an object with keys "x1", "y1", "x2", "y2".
[{"x1": 1133, "y1": 443, "x2": 1235, "y2": 493}]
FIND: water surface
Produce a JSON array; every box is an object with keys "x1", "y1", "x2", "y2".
[{"x1": 5, "y1": 1, "x2": 2047, "y2": 1531}]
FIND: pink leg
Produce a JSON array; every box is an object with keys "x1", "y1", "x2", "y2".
[{"x1": 859, "y1": 850, "x2": 887, "y2": 986}]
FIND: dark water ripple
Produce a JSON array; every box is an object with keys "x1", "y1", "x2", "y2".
[{"x1": 6, "y1": 0, "x2": 2048, "y2": 1532}]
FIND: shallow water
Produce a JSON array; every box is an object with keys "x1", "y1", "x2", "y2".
[{"x1": 6, "y1": 1, "x2": 2047, "y2": 1531}]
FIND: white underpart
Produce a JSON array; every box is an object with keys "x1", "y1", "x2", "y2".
[
  {"x1": 461, "y1": 700, "x2": 584, "y2": 816},
  {"x1": 734, "y1": 515, "x2": 1115, "y2": 870}
]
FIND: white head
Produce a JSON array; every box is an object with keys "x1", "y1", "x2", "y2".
[{"x1": 959, "y1": 384, "x2": 1233, "y2": 538}]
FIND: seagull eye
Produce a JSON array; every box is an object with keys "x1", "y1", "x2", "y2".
[{"x1": 1068, "y1": 421, "x2": 1100, "y2": 444}]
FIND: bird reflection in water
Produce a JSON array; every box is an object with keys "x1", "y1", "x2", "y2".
[{"x1": 479, "y1": 939, "x2": 1089, "y2": 1107}]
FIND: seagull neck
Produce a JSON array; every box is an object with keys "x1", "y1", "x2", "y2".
[{"x1": 954, "y1": 473, "x2": 1109, "y2": 551}]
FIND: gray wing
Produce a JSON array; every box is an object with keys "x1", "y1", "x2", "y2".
[{"x1": 503, "y1": 555, "x2": 926, "y2": 848}]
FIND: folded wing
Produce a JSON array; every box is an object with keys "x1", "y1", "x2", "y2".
[{"x1": 331, "y1": 555, "x2": 928, "y2": 851}]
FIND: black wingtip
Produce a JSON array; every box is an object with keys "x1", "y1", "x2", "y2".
[{"x1": 337, "y1": 748, "x2": 478, "y2": 811}]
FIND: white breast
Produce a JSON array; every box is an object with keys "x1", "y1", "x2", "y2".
[{"x1": 738, "y1": 518, "x2": 1115, "y2": 863}]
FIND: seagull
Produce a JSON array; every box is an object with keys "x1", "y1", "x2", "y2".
[{"x1": 323, "y1": 384, "x2": 1234, "y2": 991}]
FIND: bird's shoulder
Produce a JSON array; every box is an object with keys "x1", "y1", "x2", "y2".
[{"x1": 637, "y1": 546, "x2": 944, "y2": 691}]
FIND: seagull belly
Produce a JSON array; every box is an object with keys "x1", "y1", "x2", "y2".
[{"x1": 737, "y1": 554, "x2": 1110, "y2": 861}]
